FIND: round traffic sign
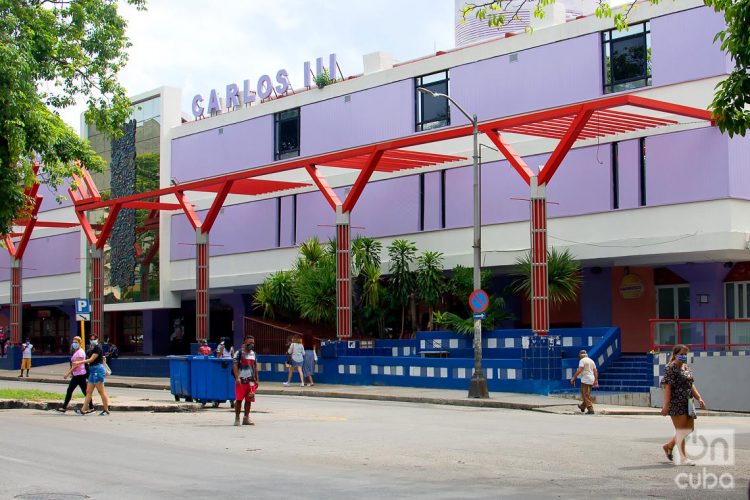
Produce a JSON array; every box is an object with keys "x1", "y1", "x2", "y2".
[{"x1": 468, "y1": 289, "x2": 489, "y2": 313}]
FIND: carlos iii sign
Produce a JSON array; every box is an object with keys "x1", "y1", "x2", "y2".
[{"x1": 191, "y1": 53, "x2": 337, "y2": 119}]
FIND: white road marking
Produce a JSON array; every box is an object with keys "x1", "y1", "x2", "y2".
[{"x1": 0, "y1": 455, "x2": 31, "y2": 464}]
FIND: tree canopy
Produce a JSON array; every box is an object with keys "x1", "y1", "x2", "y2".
[
  {"x1": 0, "y1": 0, "x2": 145, "y2": 235},
  {"x1": 462, "y1": 0, "x2": 750, "y2": 137}
]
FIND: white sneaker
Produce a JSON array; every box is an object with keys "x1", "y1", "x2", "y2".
[
  {"x1": 282, "y1": 382, "x2": 289, "y2": 386},
  {"x1": 300, "y1": 384, "x2": 305, "y2": 387}
]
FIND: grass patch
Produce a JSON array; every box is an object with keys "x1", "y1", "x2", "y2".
[{"x1": 0, "y1": 389, "x2": 82, "y2": 401}]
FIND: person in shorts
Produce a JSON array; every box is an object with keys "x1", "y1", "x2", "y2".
[
  {"x1": 233, "y1": 336, "x2": 258, "y2": 426},
  {"x1": 19, "y1": 339, "x2": 33, "y2": 377},
  {"x1": 73, "y1": 334, "x2": 111, "y2": 416}
]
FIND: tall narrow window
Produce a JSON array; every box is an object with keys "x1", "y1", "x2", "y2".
[
  {"x1": 611, "y1": 142, "x2": 619, "y2": 209},
  {"x1": 419, "y1": 174, "x2": 425, "y2": 231},
  {"x1": 440, "y1": 170, "x2": 446, "y2": 229},
  {"x1": 274, "y1": 108, "x2": 300, "y2": 160},
  {"x1": 415, "y1": 71, "x2": 450, "y2": 131},
  {"x1": 276, "y1": 198, "x2": 282, "y2": 247},
  {"x1": 602, "y1": 21, "x2": 651, "y2": 94},
  {"x1": 291, "y1": 194, "x2": 297, "y2": 245},
  {"x1": 639, "y1": 137, "x2": 646, "y2": 206}
]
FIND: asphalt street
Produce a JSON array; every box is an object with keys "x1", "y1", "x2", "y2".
[{"x1": 0, "y1": 385, "x2": 748, "y2": 500}]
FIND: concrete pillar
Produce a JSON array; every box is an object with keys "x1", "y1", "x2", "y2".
[
  {"x1": 530, "y1": 177, "x2": 549, "y2": 336},
  {"x1": 335, "y1": 207, "x2": 352, "y2": 339}
]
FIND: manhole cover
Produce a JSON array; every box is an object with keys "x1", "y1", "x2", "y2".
[{"x1": 15, "y1": 494, "x2": 89, "y2": 500}]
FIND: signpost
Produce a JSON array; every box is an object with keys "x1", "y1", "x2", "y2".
[
  {"x1": 468, "y1": 289, "x2": 489, "y2": 314},
  {"x1": 75, "y1": 298, "x2": 90, "y2": 346}
]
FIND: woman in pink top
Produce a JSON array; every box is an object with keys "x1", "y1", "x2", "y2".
[{"x1": 56, "y1": 336, "x2": 89, "y2": 413}]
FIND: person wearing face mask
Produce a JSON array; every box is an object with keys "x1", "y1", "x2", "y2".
[
  {"x1": 72, "y1": 334, "x2": 111, "y2": 416},
  {"x1": 660, "y1": 344, "x2": 706, "y2": 465},
  {"x1": 55, "y1": 336, "x2": 89, "y2": 413},
  {"x1": 232, "y1": 335, "x2": 259, "y2": 426}
]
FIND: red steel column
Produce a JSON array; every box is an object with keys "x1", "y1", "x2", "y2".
[
  {"x1": 530, "y1": 176, "x2": 549, "y2": 336},
  {"x1": 10, "y1": 258, "x2": 22, "y2": 344},
  {"x1": 336, "y1": 207, "x2": 352, "y2": 339},
  {"x1": 196, "y1": 229, "x2": 209, "y2": 341},
  {"x1": 91, "y1": 248, "x2": 104, "y2": 339}
]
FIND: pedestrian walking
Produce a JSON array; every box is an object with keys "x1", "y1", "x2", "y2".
[
  {"x1": 283, "y1": 334, "x2": 305, "y2": 387},
  {"x1": 660, "y1": 344, "x2": 706, "y2": 465},
  {"x1": 302, "y1": 345, "x2": 317, "y2": 386},
  {"x1": 73, "y1": 334, "x2": 111, "y2": 416},
  {"x1": 18, "y1": 339, "x2": 33, "y2": 377},
  {"x1": 570, "y1": 349, "x2": 598, "y2": 414},
  {"x1": 233, "y1": 336, "x2": 259, "y2": 426},
  {"x1": 56, "y1": 336, "x2": 88, "y2": 413}
]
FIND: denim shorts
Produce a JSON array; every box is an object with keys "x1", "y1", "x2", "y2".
[
  {"x1": 88, "y1": 364, "x2": 106, "y2": 384},
  {"x1": 290, "y1": 360, "x2": 303, "y2": 368}
]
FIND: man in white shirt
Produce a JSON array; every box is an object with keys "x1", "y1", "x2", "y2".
[
  {"x1": 570, "y1": 349, "x2": 598, "y2": 414},
  {"x1": 19, "y1": 339, "x2": 33, "y2": 378}
]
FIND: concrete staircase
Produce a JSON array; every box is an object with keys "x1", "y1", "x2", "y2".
[{"x1": 596, "y1": 353, "x2": 652, "y2": 393}]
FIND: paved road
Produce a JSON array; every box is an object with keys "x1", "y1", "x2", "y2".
[{"x1": 0, "y1": 391, "x2": 748, "y2": 499}]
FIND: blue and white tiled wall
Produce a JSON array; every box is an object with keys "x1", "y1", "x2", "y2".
[{"x1": 651, "y1": 350, "x2": 749, "y2": 387}]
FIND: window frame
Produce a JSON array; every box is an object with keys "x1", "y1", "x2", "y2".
[
  {"x1": 274, "y1": 108, "x2": 301, "y2": 161},
  {"x1": 415, "y1": 71, "x2": 451, "y2": 132},
  {"x1": 601, "y1": 21, "x2": 651, "y2": 94}
]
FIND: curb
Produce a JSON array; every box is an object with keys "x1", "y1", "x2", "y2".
[
  {"x1": 0, "y1": 375, "x2": 169, "y2": 391},
  {"x1": 0, "y1": 400, "x2": 200, "y2": 412}
]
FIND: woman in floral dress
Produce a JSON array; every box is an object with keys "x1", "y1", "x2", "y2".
[{"x1": 660, "y1": 344, "x2": 706, "y2": 465}]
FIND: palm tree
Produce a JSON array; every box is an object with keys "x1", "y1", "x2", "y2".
[
  {"x1": 297, "y1": 236, "x2": 325, "y2": 268},
  {"x1": 294, "y1": 254, "x2": 336, "y2": 324},
  {"x1": 352, "y1": 236, "x2": 382, "y2": 275},
  {"x1": 360, "y1": 261, "x2": 385, "y2": 336},
  {"x1": 512, "y1": 247, "x2": 582, "y2": 305},
  {"x1": 416, "y1": 251, "x2": 445, "y2": 330},
  {"x1": 387, "y1": 239, "x2": 417, "y2": 336}
]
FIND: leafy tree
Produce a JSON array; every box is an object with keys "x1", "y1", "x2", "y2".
[
  {"x1": 387, "y1": 239, "x2": 418, "y2": 335},
  {"x1": 294, "y1": 253, "x2": 336, "y2": 324},
  {"x1": 447, "y1": 264, "x2": 493, "y2": 313},
  {"x1": 512, "y1": 247, "x2": 582, "y2": 305},
  {"x1": 416, "y1": 251, "x2": 446, "y2": 330},
  {"x1": 461, "y1": 0, "x2": 750, "y2": 136},
  {"x1": 0, "y1": 0, "x2": 145, "y2": 234}
]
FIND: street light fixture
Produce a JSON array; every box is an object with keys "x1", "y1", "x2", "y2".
[{"x1": 417, "y1": 87, "x2": 489, "y2": 398}]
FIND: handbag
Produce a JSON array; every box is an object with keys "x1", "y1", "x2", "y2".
[
  {"x1": 285, "y1": 354, "x2": 292, "y2": 367},
  {"x1": 688, "y1": 397, "x2": 697, "y2": 418},
  {"x1": 103, "y1": 357, "x2": 112, "y2": 376}
]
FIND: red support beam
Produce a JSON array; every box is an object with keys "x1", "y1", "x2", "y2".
[
  {"x1": 122, "y1": 201, "x2": 182, "y2": 211},
  {"x1": 538, "y1": 107, "x2": 594, "y2": 185},
  {"x1": 14, "y1": 196, "x2": 43, "y2": 260},
  {"x1": 342, "y1": 148, "x2": 385, "y2": 213},
  {"x1": 95, "y1": 203, "x2": 122, "y2": 249},
  {"x1": 625, "y1": 94, "x2": 714, "y2": 123},
  {"x1": 91, "y1": 249, "x2": 104, "y2": 339},
  {"x1": 336, "y1": 209, "x2": 352, "y2": 339},
  {"x1": 175, "y1": 191, "x2": 201, "y2": 230},
  {"x1": 195, "y1": 230, "x2": 209, "y2": 341},
  {"x1": 10, "y1": 258, "x2": 21, "y2": 345},
  {"x1": 530, "y1": 178, "x2": 549, "y2": 336},
  {"x1": 202, "y1": 180, "x2": 234, "y2": 234},
  {"x1": 482, "y1": 131, "x2": 534, "y2": 185},
  {"x1": 305, "y1": 165, "x2": 342, "y2": 211}
]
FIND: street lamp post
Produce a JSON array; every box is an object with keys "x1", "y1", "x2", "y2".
[{"x1": 417, "y1": 88, "x2": 489, "y2": 398}]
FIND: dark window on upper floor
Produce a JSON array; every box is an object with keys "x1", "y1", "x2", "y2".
[
  {"x1": 602, "y1": 21, "x2": 651, "y2": 94},
  {"x1": 415, "y1": 71, "x2": 450, "y2": 131},
  {"x1": 274, "y1": 108, "x2": 300, "y2": 160}
]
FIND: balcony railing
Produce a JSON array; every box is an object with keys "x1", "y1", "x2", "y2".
[{"x1": 650, "y1": 319, "x2": 750, "y2": 352}]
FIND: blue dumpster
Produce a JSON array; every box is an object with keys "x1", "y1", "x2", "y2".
[
  {"x1": 190, "y1": 356, "x2": 235, "y2": 406},
  {"x1": 168, "y1": 356, "x2": 193, "y2": 402}
]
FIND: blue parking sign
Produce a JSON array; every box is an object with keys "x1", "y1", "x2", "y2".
[{"x1": 75, "y1": 298, "x2": 90, "y2": 314}]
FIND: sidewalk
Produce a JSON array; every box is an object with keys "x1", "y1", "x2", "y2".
[{"x1": 0, "y1": 363, "x2": 745, "y2": 416}]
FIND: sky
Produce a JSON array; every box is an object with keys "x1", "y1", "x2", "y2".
[{"x1": 58, "y1": 0, "x2": 458, "y2": 133}]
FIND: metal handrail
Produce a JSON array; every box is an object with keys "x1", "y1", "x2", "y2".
[{"x1": 650, "y1": 318, "x2": 750, "y2": 351}]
